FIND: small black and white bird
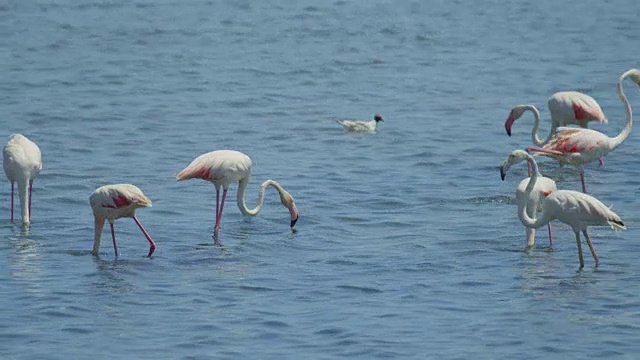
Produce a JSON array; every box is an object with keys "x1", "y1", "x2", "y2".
[{"x1": 337, "y1": 114, "x2": 384, "y2": 132}]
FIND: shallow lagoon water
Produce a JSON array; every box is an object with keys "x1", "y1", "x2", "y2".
[{"x1": 2, "y1": 0, "x2": 640, "y2": 358}]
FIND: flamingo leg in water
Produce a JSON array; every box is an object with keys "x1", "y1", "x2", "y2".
[
  {"x1": 213, "y1": 188, "x2": 221, "y2": 241},
  {"x1": 599, "y1": 157, "x2": 605, "y2": 167},
  {"x1": 214, "y1": 189, "x2": 228, "y2": 239},
  {"x1": 215, "y1": 189, "x2": 220, "y2": 220},
  {"x1": 133, "y1": 214, "x2": 156, "y2": 257},
  {"x1": 575, "y1": 232, "x2": 584, "y2": 269},
  {"x1": 547, "y1": 223, "x2": 553, "y2": 246},
  {"x1": 580, "y1": 169, "x2": 587, "y2": 193},
  {"x1": 110, "y1": 222, "x2": 119, "y2": 257},
  {"x1": 582, "y1": 230, "x2": 599, "y2": 267},
  {"x1": 216, "y1": 190, "x2": 228, "y2": 230},
  {"x1": 10, "y1": 182, "x2": 14, "y2": 222},
  {"x1": 28, "y1": 180, "x2": 32, "y2": 221}
]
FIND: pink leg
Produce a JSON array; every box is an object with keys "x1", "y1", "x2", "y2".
[
  {"x1": 133, "y1": 215, "x2": 156, "y2": 257},
  {"x1": 10, "y1": 182, "x2": 14, "y2": 222},
  {"x1": 547, "y1": 223, "x2": 553, "y2": 246},
  {"x1": 580, "y1": 170, "x2": 587, "y2": 193},
  {"x1": 214, "y1": 189, "x2": 228, "y2": 236},
  {"x1": 215, "y1": 189, "x2": 220, "y2": 220},
  {"x1": 583, "y1": 230, "x2": 599, "y2": 267},
  {"x1": 28, "y1": 180, "x2": 33, "y2": 221},
  {"x1": 599, "y1": 157, "x2": 605, "y2": 167},
  {"x1": 575, "y1": 232, "x2": 584, "y2": 269},
  {"x1": 110, "y1": 222, "x2": 119, "y2": 257},
  {"x1": 527, "y1": 161, "x2": 532, "y2": 177}
]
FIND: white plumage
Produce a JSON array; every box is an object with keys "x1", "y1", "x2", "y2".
[
  {"x1": 502, "y1": 149, "x2": 625, "y2": 268},
  {"x1": 176, "y1": 149, "x2": 299, "y2": 240},
  {"x1": 505, "y1": 91, "x2": 607, "y2": 146},
  {"x1": 515, "y1": 176, "x2": 557, "y2": 248},
  {"x1": 90, "y1": 184, "x2": 156, "y2": 257},
  {"x1": 337, "y1": 114, "x2": 383, "y2": 132},
  {"x1": 528, "y1": 69, "x2": 640, "y2": 193},
  {"x1": 3, "y1": 134, "x2": 42, "y2": 225}
]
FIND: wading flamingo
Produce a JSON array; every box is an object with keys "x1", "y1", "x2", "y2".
[
  {"x1": 500, "y1": 155, "x2": 557, "y2": 247},
  {"x1": 337, "y1": 114, "x2": 383, "y2": 132},
  {"x1": 90, "y1": 184, "x2": 156, "y2": 257},
  {"x1": 3, "y1": 134, "x2": 42, "y2": 225},
  {"x1": 528, "y1": 69, "x2": 640, "y2": 193},
  {"x1": 505, "y1": 91, "x2": 607, "y2": 146},
  {"x1": 176, "y1": 150, "x2": 299, "y2": 239},
  {"x1": 501, "y1": 149, "x2": 625, "y2": 268}
]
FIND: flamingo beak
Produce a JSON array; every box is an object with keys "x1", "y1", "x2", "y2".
[
  {"x1": 289, "y1": 205, "x2": 299, "y2": 228},
  {"x1": 504, "y1": 115, "x2": 515, "y2": 137},
  {"x1": 500, "y1": 163, "x2": 509, "y2": 181}
]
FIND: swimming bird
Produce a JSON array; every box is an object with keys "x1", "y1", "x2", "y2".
[
  {"x1": 337, "y1": 114, "x2": 383, "y2": 132},
  {"x1": 176, "y1": 150, "x2": 299, "y2": 239},
  {"x1": 528, "y1": 69, "x2": 640, "y2": 193},
  {"x1": 90, "y1": 184, "x2": 156, "y2": 257},
  {"x1": 505, "y1": 91, "x2": 607, "y2": 146},
  {"x1": 3, "y1": 134, "x2": 42, "y2": 225},
  {"x1": 500, "y1": 153, "x2": 557, "y2": 247},
  {"x1": 501, "y1": 149, "x2": 625, "y2": 268}
]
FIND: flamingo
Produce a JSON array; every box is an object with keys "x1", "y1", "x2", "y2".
[
  {"x1": 500, "y1": 154, "x2": 557, "y2": 247},
  {"x1": 528, "y1": 69, "x2": 640, "y2": 193},
  {"x1": 501, "y1": 149, "x2": 625, "y2": 268},
  {"x1": 336, "y1": 114, "x2": 383, "y2": 132},
  {"x1": 176, "y1": 149, "x2": 299, "y2": 239},
  {"x1": 505, "y1": 91, "x2": 608, "y2": 146},
  {"x1": 90, "y1": 184, "x2": 156, "y2": 257},
  {"x1": 3, "y1": 134, "x2": 42, "y2": 225}
]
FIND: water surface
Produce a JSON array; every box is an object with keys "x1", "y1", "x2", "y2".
[{"x1": 2, "y1": 0, "x2": 640, "y2": 358}]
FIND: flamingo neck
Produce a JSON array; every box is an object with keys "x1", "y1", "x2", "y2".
[
  {"x1": 523, "y1": 105, "x2": 549, "y2": 146},
  {"x1": 17, "y1": 179, "x2": 29, "y2": 224},
  {"x1": 525, "y1": 228, "x2": 536, "y2": 248},
  {"x1": 516, "y1": 189, "x2": 538, "y2": 247},
  {"x1": 236, "y1": 178, "x2": 283, "y2": 216},
  {"x1": 93, "y1": 216, "x2": 105, "y2": 255},
  {"x1": 520, "y1": 154, "x2": 552, "y2": 229},
  {"x1": 610, "y1": 70, "x2": 634, "y2": 149}
]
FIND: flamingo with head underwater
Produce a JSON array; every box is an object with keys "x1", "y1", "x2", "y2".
[
  {"x1": 90, "y1": 184, "x2": 156, "y2": 257},
  {"x1": 176, "y1": 149, "x2": 299, "y2": 240},
  {"x1": 3, "y1": 134, "x2": 42, "y2": 225},
  {"x1": 500, "y1": 155, "x2": 557, "y2": 248},
  {"x1": 501, "y1": 149, "x2": 625, "y2": 268},
  {"x1": 527, "y1": 69, "x2": 640, "y2": 193}
]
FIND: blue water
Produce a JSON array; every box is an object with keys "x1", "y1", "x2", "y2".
[{"x1": 2, "y1": 0, "x2": 640, "y2": 358}]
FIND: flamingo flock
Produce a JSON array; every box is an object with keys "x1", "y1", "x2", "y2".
[
  {"x1": 3, "y1": 141, "x2": 299, "y2": 257},
  {"x1": 501, "y1": 150, "x2": 625, "y2": 268},
  {"x1": 501, "y1": 68, "x2": 640, "y2": 268},
  {"x1": 3, "y1": 69, "x2": 637, "y2": 269}
]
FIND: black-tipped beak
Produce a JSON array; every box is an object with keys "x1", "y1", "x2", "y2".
[
  {"x1": 504, "y1": 116, "x2": 514, "y2": 137},
  {"x1": 290, "y1": 217, "x2": 298, "y2": 228},
  {"x1": 500, "y1": 166, "x2": 506, "y2": 181}
]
